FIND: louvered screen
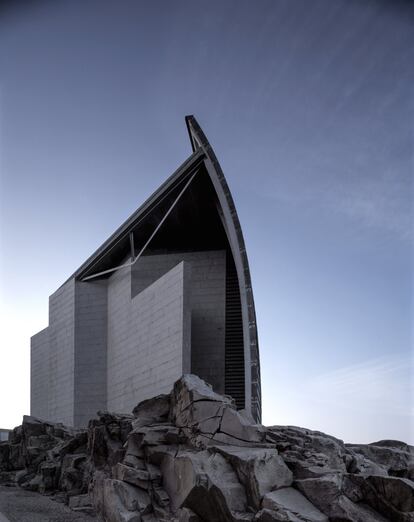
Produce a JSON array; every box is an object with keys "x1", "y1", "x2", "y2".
[{"x1": 225, "y1": 252, "x2": 245, "y2": 409}]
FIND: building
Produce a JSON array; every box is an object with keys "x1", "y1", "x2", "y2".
[
  {"x1": 31, "y1": 116, "x2": 261, "y2": 426},
  {"x1": 0, "y1": 429, "x2": 11, "y2": 442}
]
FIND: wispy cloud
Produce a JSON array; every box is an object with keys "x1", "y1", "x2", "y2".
[
  {"x1": 331, "y1": 169, "x2": 414, "y2": 242},
  {"x1": 308, "y1": 353, "x2": 413, "y2": 417},
  {"x1": 268, "y1": 165, "x2": 414, "y2": 242},
  {"x1": 250, "y1": 133, "x2": 414, "y2": 243}
]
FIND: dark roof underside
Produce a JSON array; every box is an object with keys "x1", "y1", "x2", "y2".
[{"x1": 70, "y1": 147, "x2": 205, "y2": 282}]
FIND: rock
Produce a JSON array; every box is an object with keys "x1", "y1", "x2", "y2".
[
  {"x1": 8, "y1": 443, "x2": 25, "y2": 470},
  {"x1": 295, "y1": 473, "x2": 388, "y2": 521},
  {"x1": 91, "y1": 474, "x2": 151, "y2": 522},
  {"x1": 15, "y1": 469, "x2": 32, "y2": 485},
  {"x1": 213, "y1": 407, "x2": 267, "y2": 447},
  {"x1": 68, "y1": 493, "x2": 95, "y2": 514},
  {"x1": 89, "y1": 470, "x2": 107, "y2": 516},
  {"x1": 132, "y1": 394, "x2": 171, "y2": 427},
  {"x1": 347, "y1": 440, "x2": 414, "y2": 479},
  {"x1": 8, "y1": 425, "x2": 23, "y2": 445},
  {"x1": 177, "y1": 507, "x2": 203, "y2": 521},
  {"x1": 161, "y1": 449, "x2": 247, "y2": 521},
  {"x1": 21, "y1": 416, "x2": 48, "y2": 438},
  {"x1": 2, "y1": 374, "x2": 413, "y2": 522},
  {"x1": 214, "y1": 445, "x2": 292, "y2": 509},
  {"x1": 171, "y1": 375, "x2": 233, "y2": 445},
  {"x1": 267, "y1": 426, "x2": 349, "y2": 479},
  {"x1": 348, "y1": 474, "x2": 414, "y2": 521},
  {"x1": 38, "y1": 461, "x2": 60, "y2": 492},
  {"x1": 152, "y1": 485, "x2": 170, "y2": 507},
  {"x1": 129, "y1": 425, "x2": 172, "y2": 447},
  {"x1": 22, "y1": 473, "x2": 44, "y2": 491},
  {"x1": 171, "y1": 374, "x2": 265, "y2": 448},
  {"x1": 68, "y1": 493, "x2": 91, "y2": 508},
  {"x1": 48, "y1": 431, "x2": 88, "y2": 460},
  {"x1": 254, "y1": 507, "x2": 307, "y2": 521},
  {"x1": 114, "y1": 462, "x2": 150, "y2": 489},
  {"x1": 172, "y1": 374, "x2": 235, "y2": 412},
  {"x1": 88, "y1": 411, "x2": 133, "y2": 470},
  {"x1": 0, "y1": 442, "x2": 10, "y2": 471},
  {"x1": 59, "y1": 453, "x2": 88, "y2": 496},
  {"x1": 367, "y1": 475, "x2": 414, "y2": 512},
  {"x1": 124, "y1": 453, "x2": 146, "y2": 469},
  {"x1": 262, "y1": 488, "x2": 328, "y2": 522},
  {"x1": 345, "y1": 449, "x2": 388, "y2": 476}
]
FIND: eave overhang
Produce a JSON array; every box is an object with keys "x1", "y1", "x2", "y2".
[{"x1": 67, "y1": 146, "x2": 205, "y2": 284}]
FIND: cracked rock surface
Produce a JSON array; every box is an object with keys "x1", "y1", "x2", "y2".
[{"x1": 1, "y1": 374, "x2": 413, "y2": 521}]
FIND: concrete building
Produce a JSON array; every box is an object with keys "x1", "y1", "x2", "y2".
[
  {"x1": 31, "y1": 116, "x2": 261, "y2": 426},
  {"x1": 0, "y1": 429, "x2": 11, "y2": 442}
]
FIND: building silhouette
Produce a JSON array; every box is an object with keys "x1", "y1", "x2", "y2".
[{"x1": 31, "y1": 116, "x2": 261, "y2": 426}]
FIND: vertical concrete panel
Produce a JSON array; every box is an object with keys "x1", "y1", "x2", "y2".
[
  {"x1": 107, "y1": 261, "x2": 190, "y2": 413},
  {"x1": 74, "y1": 280, "x2": 108, "y2": 427},
  {"x1": 30, "y1": 327, "x2": 50, "y2": 420},
  {"x1": 132, "y1": 250, "x2": 226, "y2": 393},
  {"x1": 47, "y1": 279, "x2": 76, "y2": 425}
]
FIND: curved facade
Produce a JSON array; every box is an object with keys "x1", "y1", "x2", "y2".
[{"x1": 30, "y1": 116, "x2": 261, "y2": 426}]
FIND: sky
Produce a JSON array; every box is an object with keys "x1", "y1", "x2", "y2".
[{"x1": 0, "y1": 0, "x2": 413, "y2": 444}]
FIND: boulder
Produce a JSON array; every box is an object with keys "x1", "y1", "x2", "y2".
[
  {"x1": 88, "y1": 411, "x2": 133, "y2": 470},
  {"x1": 367, "y1": 475, "x2": 414, "y2": 512},
  {"x1": 266, "y1": 426, "x2": 349, "y2": 479},
  {"x1": 262, "y1": 488, "x2": 328, "y2": 522},
  {"x1": 114, "y1": 462, "x2": 150, "y2": 489},
  {"x1": 171, "y1": 375, "x2": 233, "y2": 444},
  {"x1": 254, "y1": 507, "x2": 309, "y2": 521},
  {"x1": 171, "y1": 374, "x2": 266, "y2": 448},
  {"x1": 213, "y1": 445, "x2": 293, "y2": 509},
  {"x1": 295, "y1": 474, "x2": 389, "y2": 521},
  {"x1": 213, "y1": 407, "x2": 267, "y2": 447},
  {"x1": 8, "y1": 443, "x2": 25, "y2": 470},
  {"x1": 161, "y1": 449, "x2": 247, "y2": 521},
  {"x1": 38, "y1": 461, "x2": 60, "y2": 492},
  {"x1": 68, "y1": 493, "x2": 95, "y2": 515},
  {"x1": 177, "y1": 507, "x2": 203, "y2": 521},
  {"x1": 59, "y1": 453, "x2": 89, "y2": 496},
  {"x1": 349, "y1": 474, "x2": 414, "y2": 521},
  {"x1": 48, "y1": 430, "x2": 88, "y2": 460},
  {"x1": 132, "y1": 394, "x2": 171, "y2": 428},
  {"x1": 344, "y1": 449, "x2": 388, "y2": 476},
  {"x1": 91, "y1": 473, "x2": 151, "y2": 522},
  {"x1": 21, "y1": 416, "x2": 49, "y2": 438},
  {"x1": 347, "y1": 440, "x2": 414, "y2": 479}
]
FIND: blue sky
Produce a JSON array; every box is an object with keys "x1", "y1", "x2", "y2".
[{"x1": 0, "y1": 0, "x2": 412, "y2": 443}]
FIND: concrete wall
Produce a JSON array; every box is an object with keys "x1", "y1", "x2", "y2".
[
  {"x1": 107, "y1": 261, "x2": 191, "y2": 413},
  {"x1": 31, "y1": 250, "x2": 227, "y2": 425},
  {"x1": 30, "y1": 327, "x2": 50, "y2": 420},
  {"x1": 132, "y1": 250, "x2": 226, "y2": 393},
  {"x1": 31, "y1": 279, "x2": 107, "y2": 427},
  {"x1": 47, "y1": 279, "x2": 76, "y2": 425},
  {"x1": 74, "y1": 280, "x2": 108, "y2": 426},
  {"x1": 31, "y1": 280, "x2": 76, "y2": 425}
]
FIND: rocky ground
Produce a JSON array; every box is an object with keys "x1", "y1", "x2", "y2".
[
  {"x1": 0, "y1": 374, "x2": 413, "y2": 521},
  {"x1": 0, "y1": 485, "x2": 97, "y2": 521}
]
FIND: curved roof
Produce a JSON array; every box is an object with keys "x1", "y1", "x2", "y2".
[{"x1": 185, "y1": 116, "x2": 261, "y2": 422}]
